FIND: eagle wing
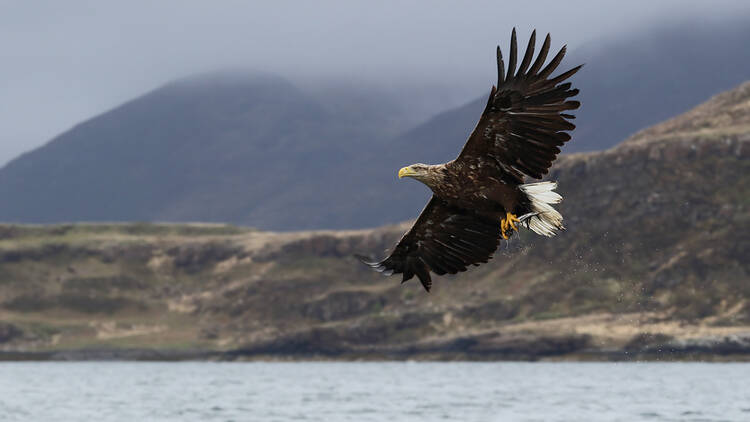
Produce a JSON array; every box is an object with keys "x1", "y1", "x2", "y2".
[
  {"x1": 457, "y1": 29, "x2": 582, "y2": 182},
  {"x1": 358, "y1": 29, "x2": 580, "y2": 291},
  {"x1": 357, "y1": 196, "x2": 500, "y2": 292}
]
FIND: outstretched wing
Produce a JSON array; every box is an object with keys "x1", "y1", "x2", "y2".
[
  {"x1": 357, "y1": 197, "x2": 500, "y2": 292},
  {"x1": 457, "y1": 28, "x2": 582, "y2": 183}
]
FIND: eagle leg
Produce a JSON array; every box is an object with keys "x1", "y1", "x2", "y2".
[{"x1": 501, "y1": 212, "x2": 521, "y2": 239}]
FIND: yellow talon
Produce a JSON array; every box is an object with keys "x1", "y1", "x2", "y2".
[
  {"x1": 501, "y1": 212, "x2": 520, "y2": 239},
  {"x1": 507, "y1": 212, "x2": 519, "y2": 231}
]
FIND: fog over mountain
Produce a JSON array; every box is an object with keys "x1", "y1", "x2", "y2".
[
  {"x1": 388, "y1": 19, "x2": 750, "y2": 160},
  {"x1": 2, "y1": 1, "x2": 749, "y2": 166}
]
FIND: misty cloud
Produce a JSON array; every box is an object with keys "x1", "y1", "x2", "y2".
[{"x1": 1, "y1": 0, "x2": 748, "y2": 165}]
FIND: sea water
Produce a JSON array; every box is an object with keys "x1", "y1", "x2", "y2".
[{"x1": 1, "y1": 362, "x2": 748, "y2": 421}]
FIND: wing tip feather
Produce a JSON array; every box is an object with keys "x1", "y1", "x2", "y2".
[
  {"x1": 496, "y1": 45, "x2": 505, "y2": 86},
  {"x1": 506, "y1": 27, "x2": 518, "y2": 81}
]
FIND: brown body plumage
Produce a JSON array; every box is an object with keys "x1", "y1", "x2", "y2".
[{"x1": 358, "y1": 29, "x2": 582, "y2": 292}]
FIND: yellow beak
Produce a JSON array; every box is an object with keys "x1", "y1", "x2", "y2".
[{"x1": 398, "y1": 166, "x2": 414, "y2": 179}]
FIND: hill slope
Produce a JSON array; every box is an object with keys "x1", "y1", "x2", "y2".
[{"x1": 1, "y1": 82, "x2": 748, "y2": 360}]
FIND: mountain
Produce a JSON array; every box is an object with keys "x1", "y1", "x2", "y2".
[
  {"x1": 1, "y1": 19, "x2": 749, "y2": 230},
  {"x1": 1, "y1": 81, "x2": 748, "y2": 360},
  {"x1": 0, "y1": 71, "x2": 409, "y2": 229}
]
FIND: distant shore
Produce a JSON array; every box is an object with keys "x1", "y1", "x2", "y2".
[{"x1": 5, "y1": 343, "x2": 750, "y2": 362}]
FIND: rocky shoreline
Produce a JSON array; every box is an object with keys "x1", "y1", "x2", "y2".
[
  {"x1": 5, "y1": 336, "x2": 750, "y2": 362},
  {"x1": 5, "y1": 326, "x2": 750, "y2": 362}
]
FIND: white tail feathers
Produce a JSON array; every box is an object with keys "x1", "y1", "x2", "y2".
[{"x1": 519, "y1": 181, "x2": 564, "y2": 237}]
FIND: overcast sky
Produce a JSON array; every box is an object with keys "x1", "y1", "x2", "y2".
[{"x1": 1, "y1": 0, "x2": 749, "y2": 166}]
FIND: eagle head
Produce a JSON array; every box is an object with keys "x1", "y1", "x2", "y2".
[
  {"x1": 398, "y1": 163, "x2": 445, "y2": 188},
  {"x1": 398, "y1": 163, "x2": 430, "y2": 179}
]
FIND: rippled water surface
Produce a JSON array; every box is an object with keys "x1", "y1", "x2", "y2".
[{"x1": 1, "y1": 362, "x2": 749, "y2": 421}]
